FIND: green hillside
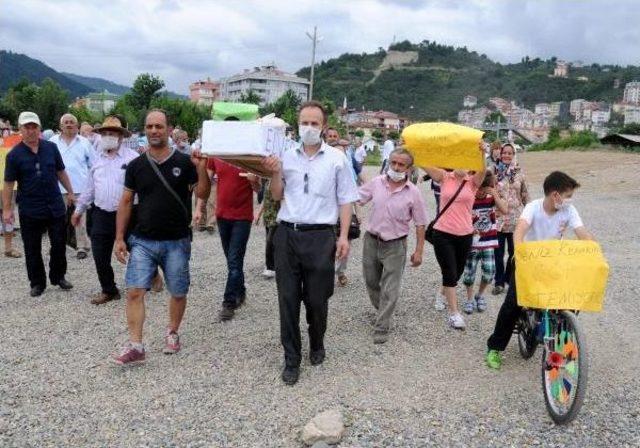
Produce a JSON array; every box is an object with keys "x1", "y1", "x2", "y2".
[
  {"x1": 297, "y1": 40, "x2": 640, "y2": 121},
  {"x1": 0, "y1": 50, "x2": 91, "y2": 98},
  {"x1": 61, "y1": 72, "x2": 130, "y2": 95}
]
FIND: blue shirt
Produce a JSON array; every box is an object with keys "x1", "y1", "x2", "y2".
[
  {"x1": 4, "y1": 140, "x2": 67, "y2": 219},
  {"x1": 49, "y1": 134, "x2": 93, "y2": 193}
]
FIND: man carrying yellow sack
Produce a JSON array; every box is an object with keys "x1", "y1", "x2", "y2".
[{"x1": 485, "y1": 171, "x2": 594, "y2": 370}]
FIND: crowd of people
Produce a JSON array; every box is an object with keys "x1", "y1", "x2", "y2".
[{"x1": 1, "y1": 102, "x2": 595, "y2": 385}]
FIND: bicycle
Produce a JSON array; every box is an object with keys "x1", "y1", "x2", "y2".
[{"x1": 515, "y1": 307, "x2": 588, "y2": 425}]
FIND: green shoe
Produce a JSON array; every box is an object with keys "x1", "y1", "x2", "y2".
[{"x1": 486, "y1": 350, "x2": 502, "y2": 370}]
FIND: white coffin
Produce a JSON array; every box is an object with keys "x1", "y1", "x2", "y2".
[{"x1": 200, "y1": 120, "x2": 287, "y2": 158}]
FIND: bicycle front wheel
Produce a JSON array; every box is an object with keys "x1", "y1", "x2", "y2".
[
  {"x1": 541, "y1": 310, "x2": 588, "y2": 425},
  {"x1": 517, "y1": 309, "x2": 538, "y2": 359}
]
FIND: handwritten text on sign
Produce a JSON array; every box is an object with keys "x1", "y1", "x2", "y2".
[
  {"x1": 402, "y1": 122, "x2": 485, "y2": 171},
  {"x1": 515, "y1": 240, "x2": 609, "y2": 312}
]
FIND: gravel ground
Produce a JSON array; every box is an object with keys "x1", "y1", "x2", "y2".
[{"x1": 1, "y1": 150, "x2": 639, "y2": 447}]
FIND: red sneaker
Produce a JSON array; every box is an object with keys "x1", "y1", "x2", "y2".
[
  {"x1": 163, "y1": 331, "x2": 181, "y2": 355},
  {"x1": 114, "y1": 343, "x2": 145, "y2": 365}
]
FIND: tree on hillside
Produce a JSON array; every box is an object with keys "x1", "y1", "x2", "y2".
[
  {"x1": 68, "y1": 105, "x2": 100, "y2": 126},
  {"x1": 2, "y1": 78, "x2": 39, "y2": 117},
  {"x1": 260, "y1": 89, "x2": 302, "y2": 127},
  {"x1": 239, "y1": 89, "x2": 262, "y2": 105},
  {"x1": 618, "y1": 123, "x2": 640, "y2": 135},
  {"x1": 150, "y1": 96, "x2": 210, "y2": 139},
  {"x1": 35, "y1": 78, "x2": 70, "y2": 129},
  {"x1": 128, "y1": 73, "x2": 165, "y2": 111},
  {"x1": 110, "y1": 98, "x2": 139, "y2": 132},
  {"x1": 1, "y1": 78, "x2": 69, "y2": 130}
]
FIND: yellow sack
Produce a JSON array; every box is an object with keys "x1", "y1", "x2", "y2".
[
  {"x1": 401, "y1": 122, "x2": 484, "y2": 171},
  {"x1": 515, "y1": 240, "x2": 609, "y2": 312}
]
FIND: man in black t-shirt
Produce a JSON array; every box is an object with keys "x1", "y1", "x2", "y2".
[{"x1": 112, "y1": 109, "x2": 211, "y2": 365}]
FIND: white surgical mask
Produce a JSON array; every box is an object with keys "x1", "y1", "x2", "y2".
[
  {"x1": 387, "y1": 168, "x2": 407, "y2": 182},
  {"x1": 99, "y1": 135, "x2": 119, "y2": 152},
  {"x1": 299, "y1": 125, "x2": 321, "y2": 146}
]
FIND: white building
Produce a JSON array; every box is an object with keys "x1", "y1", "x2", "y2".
[
  {"x1": 624, "y1": 106, "x2": 640, "y2": 125},
  {"x1": 457, "y1": 107, "x2": 490, "y2": 129},
  {"x1": 623, "y1": 81, "x2": 640, "y2": 105},
  {"x1": 570, "y1": 99, "x2": 586, "y2": 116},
  {"x1": 591, "y1": 110, "x2": 611, "y2": 126},
  {"x1": 463, "y1": 95, "x2": 477, "y2": 108},
  {"x1": 534, "y1": 103, "x2": 550, "y2": 115},
  {"x1": 82, "y1": 91, "x2": 119, "y2": 114},
  {"x1": 219, "y1": 64, "x2": 309, "y2": 106},
  {"x1": 553, "y1": 61, "x2": 569, "y2": 78}
]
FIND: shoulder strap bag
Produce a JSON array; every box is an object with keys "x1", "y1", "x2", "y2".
[
  {"x1": 425, "y1": 179, "x2": 467, "y2": 245},
  {"x1": 145, "y1": 152, "x2": 193, "y2": 239}
]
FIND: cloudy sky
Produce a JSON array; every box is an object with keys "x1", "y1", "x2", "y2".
[{"x1": 2, "y1": 0, "x2": 638, "y2": 94}]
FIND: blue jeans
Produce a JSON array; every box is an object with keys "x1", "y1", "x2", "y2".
[
  {"x1": 125, "y1": 235, "x2": 191, "y2": 297},
  {"x1": 217, "y1": 218, "x2": 251, "y2": 306}
]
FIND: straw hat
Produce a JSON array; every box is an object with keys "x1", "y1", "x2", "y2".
[{"x1": 96, "y1": 116, "x2": 131, "y2": 137}]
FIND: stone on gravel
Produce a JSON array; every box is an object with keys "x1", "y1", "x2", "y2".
[
  {"x1": 302, "y1": 409, "x2": 345, "y2": 445},
  {"x1": 310, "y1": 441, "x2": 331, "y2": 448}
]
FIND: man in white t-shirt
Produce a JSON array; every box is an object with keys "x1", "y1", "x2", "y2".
[
  {"x1": 485, "y1": 171, "x2": 594, "y2": 370},
  {"x1": 380, "y1": 138, "x2": 394, "y2": 173}
]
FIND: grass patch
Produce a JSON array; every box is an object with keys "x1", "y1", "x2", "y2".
[{"x1": 529, "y1": 131, "x2": 600, "y2": 152}]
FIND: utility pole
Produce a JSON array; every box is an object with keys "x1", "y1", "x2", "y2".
[{"x1": 306, "y1": 26, "x2": 319, "y2": 101}]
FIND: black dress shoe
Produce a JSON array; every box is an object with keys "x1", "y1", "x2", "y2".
[
  {"x1": 30, "y1": 285, "x2": 45, "y2": 297},
  {"x1": 309, "y1": 349, "x2": 326, "y2": 366},
  {"x1": 53, "y1": 279, "x2": 73, "y2": 290},
  {"x1": 218, "y1": 304, "x2": 235, "y2": 321},
  {"x1": 281, "y1": 366, "x2": 300, "y2": 385}
]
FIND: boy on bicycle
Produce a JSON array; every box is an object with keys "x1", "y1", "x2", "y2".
[{"x1": 485, "y1": 171, "x2": 594, "y2": 369}]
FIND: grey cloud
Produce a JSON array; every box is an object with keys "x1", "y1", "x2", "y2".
[{"x1": 1, "y1": 0, "x2": 638, "y2": 94}]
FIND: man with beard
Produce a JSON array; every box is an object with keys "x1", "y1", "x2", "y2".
[{"x1": 113, "y1": 109, "x2": 211, "y2": 365}]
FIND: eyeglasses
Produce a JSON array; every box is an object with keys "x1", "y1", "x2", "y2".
[{"x1": 304, "y1": 173, "x2": 309, "y2": 194}]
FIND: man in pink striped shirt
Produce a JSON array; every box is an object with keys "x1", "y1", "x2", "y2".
[
  {"x1": 358, "y1": 148, "x2": 428, "y2": 344},
  {"x1": 72, "y1": 116, "x2": 139, "y2": 304}
]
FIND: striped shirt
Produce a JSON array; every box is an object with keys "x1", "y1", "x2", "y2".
[
  {"x1": 76, "y1": 147, "x2": 140, "y2": 214},
  {"x1": 471, "y1": 195, "x2": 498, "y2": 249}
]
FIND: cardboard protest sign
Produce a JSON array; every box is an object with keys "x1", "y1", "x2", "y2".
[
  {"x1": 401, "y1": 122, "x2": 484, "y2": 171},
  {"x1": 515, "y1": 240, "x2": 609, "y2": 312}
]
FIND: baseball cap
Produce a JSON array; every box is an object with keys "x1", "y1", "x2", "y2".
[{"x1": 18, "y1": 111, "x2": 41, "y2": 127}]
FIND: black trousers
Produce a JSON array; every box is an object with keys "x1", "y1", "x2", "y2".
[
  {"x1": 90, "y1": 207, "x2": 118, "y2": 295},
  {"x1": 274, "y1": 224, "x2": 336, "y2": 367},
  {"x1": 20, "y1": 213, "x2": 67, "y2": 288},
  {"x1": 432, "y1": 229, "x2": 473, "y2": 287},
  {"x1": 494, "y1": 231, "x2": 514, "y2": 287},
  {"x1": 487, "y1": 268, "x2": 520, "y2": 351},
  {"x1": 265, "y1": 225, "x2": 276, "y2": 271}
]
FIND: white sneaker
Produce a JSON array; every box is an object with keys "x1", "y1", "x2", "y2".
[
  {"x1": 262, "y1": 269, "x2": 275, "y2": 279},
  {"x1": 434, "y1": 294, "x2": 447, "y2": 311},
  {"x1": 448, "y1": 312, "x2": 466, "y2": 330}
]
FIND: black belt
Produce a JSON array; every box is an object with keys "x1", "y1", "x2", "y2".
[
  {"x1": 280, "y1": 221, "x2": 334, "y2": 232},
  {"x1": 366, "y1": 231, "x2": 407, "y2": 243}
]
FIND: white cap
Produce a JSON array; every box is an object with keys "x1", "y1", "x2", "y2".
[{"x1": 18, "y1": 111, "x2": 41, "y2": 127}]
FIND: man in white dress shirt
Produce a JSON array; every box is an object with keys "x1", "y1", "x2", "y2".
[
  {"x1": 71, "y1": 116, "x2": 139, "y2": 304},
  {"x1": 50, "y1": 113, "x2": 94, "y2": 259},
  {"x1": 380, "y1": 137, "x2": 395, "y2": 174},
  {"x1": 263, "y1": 101, "x2": 359, "y2": 385}
]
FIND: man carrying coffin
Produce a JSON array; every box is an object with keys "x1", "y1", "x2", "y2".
[{"x1": 262, "y1": 101, "x2": 359, "y2": 385}]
